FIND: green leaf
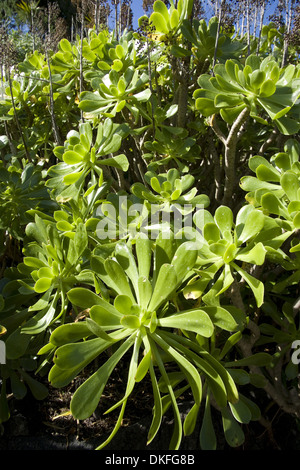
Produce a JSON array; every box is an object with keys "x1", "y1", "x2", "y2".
[
  {"x1": 67, "y1": 287, "x2": 103, "y2": 309},
  {"x1": 236, "y1": 243, "x2": 266, "y2": 265},
  {"x1": 19, "y1": 370, "x2": 48, "y2": 400},
  {"x1": 53, "y1": 337, "x2": 113, "y2": 371},
  {"x1": 204, "y1": 223, "x2": 220, "y2": 243},
  {"x1": 229, "y1": 399, "x2": 252, "y2": 424},
  {"x1": 202, "y1": 306, "x2": 241, "y2": 332},
  {"x1": 99, "y1": 154, "x2": 129, "y2": 171},
  {"x1": 147, "y1": 363, "x2": 163, "y2": 444},
  {"x1": 195, "y1": 98, "x2": 218, "y2": 117},
  {"x1": 214, "y1": 206, "x2": 233, "y2": 234},
  {"x1": 136, "y1": 237, "x2": 152, "y2": 279},
  {"x1": 138, "y1": 276, "x2": 152, "y2": 310},
  {"x1": 63, "y1": 150, "x2": 83, "y2": 164},
  {"x1": 232, "y1": 263, "x2": 264, "y2": 307},
  {"x1": 74, "y1": 222, "x2": 88, "y2": 257},
  {"x1": 244, "y1": 395, "x2": 262, "y2": 420},
  {"x1": 221, "y1": 407, "x2": 245, "y2": 447},
  {"x1": 275, "y1": 116, "x2": 300, "y2": 135},
  {"x1": 90, "y1": 304, "x2": 122, "y2": 328},
  {"x1": 161, "y1": 331, "x2": 228, "y2": 408},
  {"x1": 256, "y1": 164, "x2": 281, "y2": 182},
  {"x1": 135, "y1": 349, "x2": 152, "y2": 382},
  {"x1": 249, "y1": 70, "x2": 265, "y2": 90},
  {"x1": 237, "y1": 210, "x2": 265, "y2": 243},
  {"x1": 114, "y1": 294, "x2": 133, "y2": 314},
  {"x1": 148, "y1": 264, "x2": 177, "y2": 311},
  {"x1": 150, "y1": 12, "x2": 169, "y2": 34},
  {"x1": 158, "y1": 309, "x2": 214, "y2": 337},
  {"x1": 115, "y1": 242, "x2": 139, "y2": 298},
  {"x1": 120, "y1": 315, "x2": 141, "y2": 329},
  {"x1": 281, "y1": 171, "x2": 300, "y2": 201},
  {"x1": 219, "y1": 331, "x2": 243, "y2": 360},
  {"x1": 225, "y1": 352, "x2": 273, "y2": 368},
  {"x1": 21, "y1": 302, "x2": 57, "y2": 335},
  {"x1": 223, "y1": 243, "x2": 237, "y2": 264},
  {"x1": 153, "y1": 332, "x2": 202, "y2": 406},
  {"x1": 105, "y1": 334, "x2": 142, "y2": 413},
  {"x1": 261, "y1": 192, "x2": 289, "y2": 218},
  {"x1": 5, "y1": 328, "x2": 31, "y2": 360},
  {"x1": 104, "y1": 258, "x2": 136, "y2": 302},
  {"x1": 170, "y1": 9, "x2": 180, "y2": 29},
  {"x1": 70, "y1": 335, "x2": 135, "y2": 420},
  {"x1": 153, "y1": 0, "x2": 170, "y2": 22},
  {"x1": 171, "y1": 241, "x2": 198, "y2": 284},
  {"x1": 200, "y1": 394, "x2": 217, "y2": 450},
  {"x1": 86, "y1": 318, "x2": 114, "y2": 341},
  {"x1": 50, "y1": 322, "x2": 92, "y2": 346},
  {"x1": 260, "y1": 79, "x2": 276, "y2": 97},
  {"x1": 183, "y1": 403, "x2": 199, "y2": 436}
]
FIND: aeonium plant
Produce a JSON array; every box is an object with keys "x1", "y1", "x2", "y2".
[
  {"x1": 46, "y1": 119, "x2": 129, "y2": 202},
  {"x1": 41, "y1": 234, "x2": 246, "y2": 450},
  {"x1": 183, "y1": 204, "x2": 273, "y2": 308},
  {"x1": 194, "y1": 54, "x2": 300, "y2": 134}
]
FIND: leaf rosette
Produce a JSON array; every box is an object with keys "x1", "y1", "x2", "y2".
[{"x1": 45, "y1": 236, "x2": 245, "y2": 449}]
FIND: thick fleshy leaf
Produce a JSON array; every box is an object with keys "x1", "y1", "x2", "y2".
[
  {"x1": 148, "y1": 264, "x2": 177, "y2": 311},
  {"x1": 200, "y1": 395, "x2": 217, "y2": 450},
  {"x1": 138, "y1": 276, "x2": 152, "y2": 310},
  {"x1": 232, "y1": 263, "x2": 264, "y2": 307},
  {"x1": 183, "y1": 403, "x2": 199, "y2": 436},
  {"x1": 202, "y1": 305, "x2": 242, "y2": 332},
  {"x1": 90, "y1": 305, "x2": 122, "y2": 328},
  {"x1": 63, "y1": 150, "x2": 84, "y2": 164},
  {"x1": 153, "y1": 332, "x2": 202, "y2": 406},
  {"x1": 136, "y1": 237, "x2": 152, "y2": 279},
  {"x1": 204, "y1": 223, "x2": 220, "y2": 243},
  {"x1": 150, "y1": 11, "x2": 169, "y2": 34},
  {"x1": 256, "y1": 164, "x2": 281, "y2": 182},
  {"x1": 214, "y1": 206, "x2": 233, "y2": 234},
  {"x1": 147, "y1": 363, "x2": 163, "y2": 444},
  {"x1": 120, "y1": 314, "x2": 141, "y2": 329},
  {"x1": 229, "y1": 399, "x2": 252, "y2": 424},
  {"x1": 70, "y1": 336, "x2": 135, "y2": 420},
  {"x1": 170, "y1": 241, "x2": 198, "y2": 284},
  {"x1": 53, "y1": 337, "x2": 112, "y2": 370},
  {"x1": 236, "y1": 242, "x2": 266, "y2": 265},
  {"x1": 135, "y1": 349, "x2": 152, "y2": 382},
  {"x1": 74, "y1": 222, "x2": 88, "y2": 257},
  {"x1": 280, "y1": 171, "x2": 300, "y2": 201},
  {"x1": 67, "y1": 287, "x2": 103, "y2": 309},
  {"x1": 50, "y1": 322, "x2": 92, "y2": 346},
  {"x1": 237, "y1": 210, "x2": 265, "y2": 243},
  {"x1": 115, "y1": 242, "x2": 139, "y2": 298},
  {"x1": 21, "y1": 302, "x2": 57, "y2": 335},
  {"x1": 104, "y1": 259, "x2": 136, "y2": 302},
  {"x1": 225, "y1": 352, "x2": 273, "y2": 368},
  {"x1": 158, "y1": 309, "x2": 214, "y2": 337},
  {"x1": 221, "y1": 408, "x2": 245, "y2": 447}
]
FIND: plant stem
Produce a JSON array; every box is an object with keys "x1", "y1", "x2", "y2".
[
  {"x1": 8, "y1": 73, "x2": 31, "y2": 161},
  {"x1": 211, "y1": 107, "x2": 249, "y2": 207}
]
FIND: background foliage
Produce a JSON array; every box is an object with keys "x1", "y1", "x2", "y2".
[{"x1": 0, "y1": 0, "x2": 300, "y2": 451}]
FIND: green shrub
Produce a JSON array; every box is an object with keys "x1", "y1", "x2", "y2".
[{"x1": 1, "y1": 0, "x2": 300, "y2": 450}]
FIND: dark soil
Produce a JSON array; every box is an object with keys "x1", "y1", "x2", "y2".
[{"x1": 1, "y1": 360, "x2": 300, "y2": 452}]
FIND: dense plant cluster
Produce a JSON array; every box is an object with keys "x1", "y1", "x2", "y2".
[{"x1": 1, "y1": 0, "x2": 300, "y2": 450}]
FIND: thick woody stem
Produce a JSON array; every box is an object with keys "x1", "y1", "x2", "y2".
[
  {"x1": 230, "y1": 279, "x2": 300, "y2": 418},
  {"x1": 222, "y1": 107, "x2": 249, "y2": 206}
]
